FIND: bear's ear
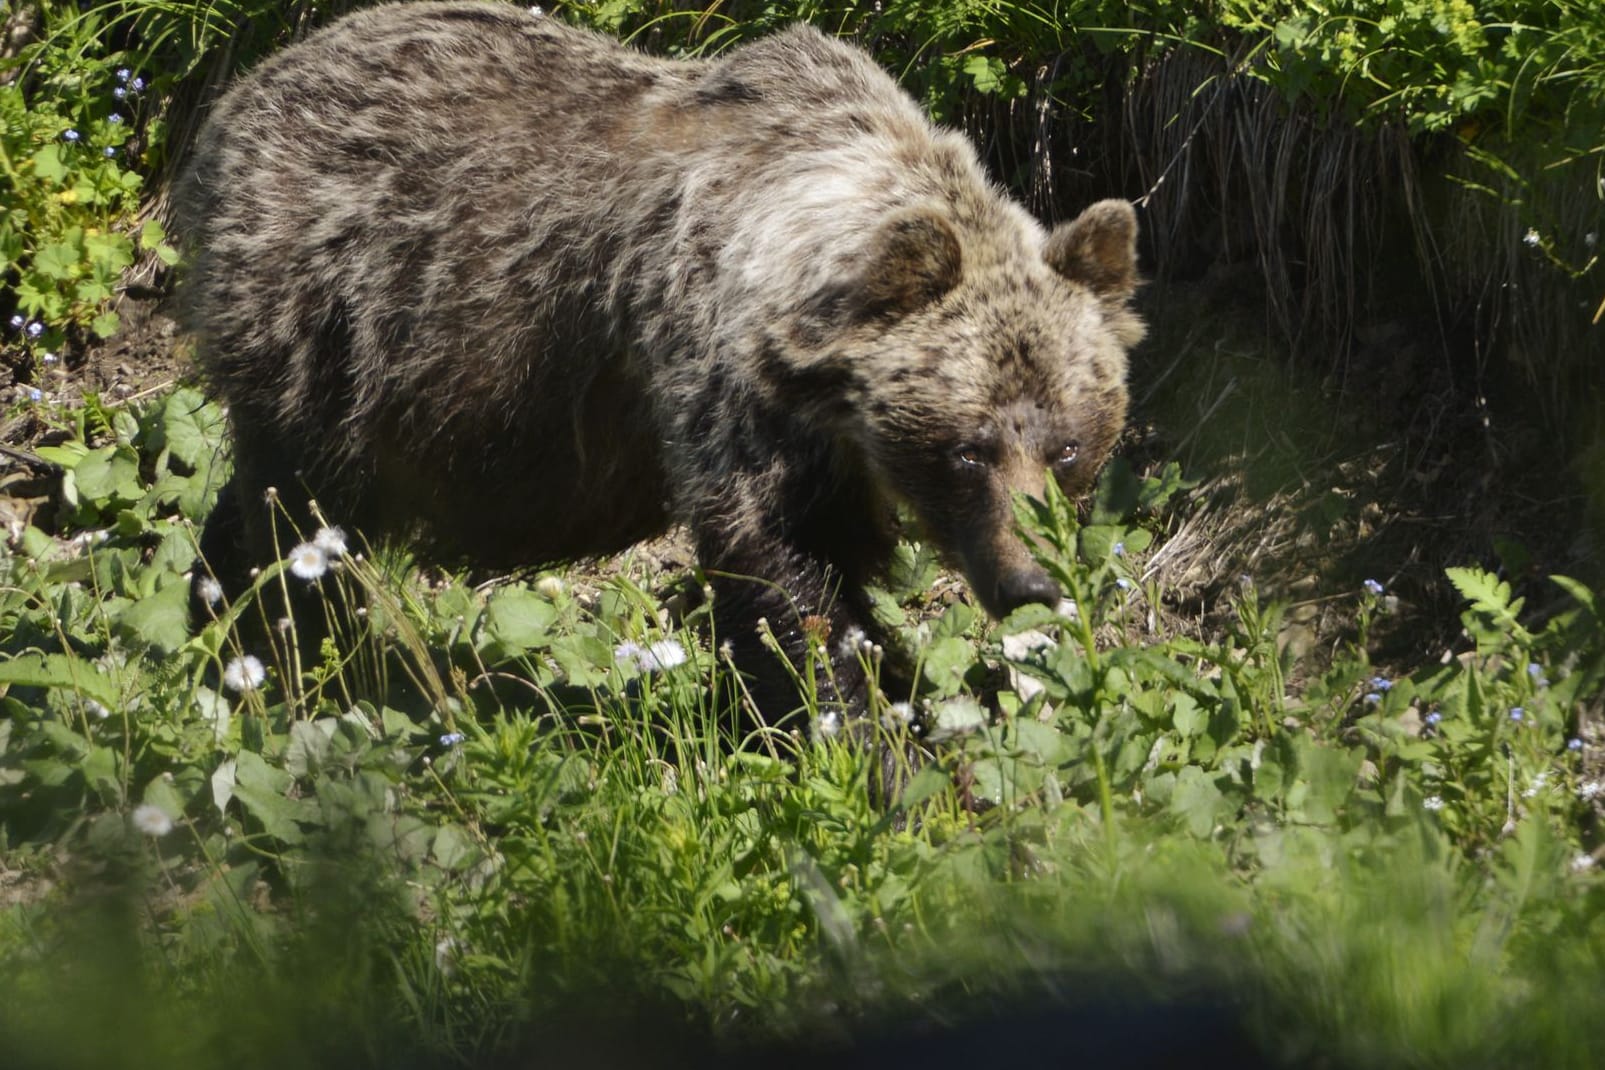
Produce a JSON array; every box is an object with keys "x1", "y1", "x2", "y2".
[
  {"x1": 854, "y1": 207, "x2": 963, "y2": 319},
  {"x1": 1044, "y1": 199, "x2": 1139, "y2": 299}
]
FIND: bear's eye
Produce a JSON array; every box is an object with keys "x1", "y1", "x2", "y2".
[
  {"x1": 1053, "y1": 443, "x2": 1080, "y2": 467},
  {"x1": 953, "y1": 444, "x2": 986, "y2": 468}
]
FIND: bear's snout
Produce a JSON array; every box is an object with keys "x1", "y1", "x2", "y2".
[{"x1": 993, "y1": 565, "x2": 1062, "y2": 615}]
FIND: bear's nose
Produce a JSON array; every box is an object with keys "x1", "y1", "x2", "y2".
[{"x1": 995, "y1": 566, "x2": 1061, "y2": 614}]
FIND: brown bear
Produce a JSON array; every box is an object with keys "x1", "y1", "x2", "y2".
[{"x1": 174, "y1": 1, "x2": 1142, "y2": 738}]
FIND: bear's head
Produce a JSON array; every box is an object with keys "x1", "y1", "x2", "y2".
[{"x1": 807, "y1": 199, "x2": 1143, "y2": 618}]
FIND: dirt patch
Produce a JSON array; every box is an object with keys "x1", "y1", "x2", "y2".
[
  {"x1": 1122, "y1": 269, "x2": 1599, "y2": 670},
  {"x1": 11, "y1": 292, "x2": 188, "y2": 413},
  {"x1": 4, "y1": 284, "x2": 186, "y2": 453}
]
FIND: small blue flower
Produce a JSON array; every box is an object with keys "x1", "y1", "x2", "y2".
[
  {"x1": 439, "y1": 731, "x2": 465, "y2": 747},
  {"x1": 1509, "y1": 707, "x2": 1525, "y2": 722},
  {"x1": 1569, "y1": 738, "x2": 1584, "y2": 751},
  {"x1": 1112, "y1": 541, "x2": 1125, "y2": 557},
  {"x1": 1115, "y1": 577, "x2": 1132, "y2": 590},
  {"x1": 7, "y1": 315, "x2": 22, "y2": 329},
  {"x1": 1369, "y1": 676, "x2": 1392, "y2": 692},
  {"x1": 113, "y1": 86, "x2": 126, "y2": 100},
  {"x1": 62, "y1": 129, "x2": 80, "y2": 142},
  {"x1": 1527, "y1": 662, "x2": 1549, "y2": 686},
  {"x1": 116, "y1": 67, "x2": 131, "y2": 82},
  {"x1": 1363, "y1": 578, "x2": 1385, "y2": 596},
  {"x1": 27, "y1": 388, "x2": 42, "y2": 403},
  {"x1": 1364, "y1": 692, "x2": 1382, "y2": 705},
  {"x1": 102, "y1": 146, "x2": 117, "y2": 158},
  {"x1": 131, "y1": 77, "x2": 145, "y2": 92},
  {"x1": 25, "y1": 321, "x2": 43, "y2": 339},
  {"x1": 108, "y1": 113, "x2": 123, "y2": 125},
  {"x1": 1425, "y1": 710, "x2": 1443, "y2": 726}
]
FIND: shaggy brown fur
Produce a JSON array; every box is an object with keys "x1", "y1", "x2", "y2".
[{"x1": 175, "y1": 1, "x2": 1143, "y2": 741}]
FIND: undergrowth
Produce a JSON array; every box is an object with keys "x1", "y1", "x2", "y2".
[{"x1": 0, "y1": 386, "x2": 1601, "y2": 1068}]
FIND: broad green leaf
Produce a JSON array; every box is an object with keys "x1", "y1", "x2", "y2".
[
  {"x1": 33, "y1": 240, "x2": 79, "y2": 281},
  {"x1": 15, "y1": 273, "x2": 65, "y2": 318},
  {"x1": 885, "y1": 540, "x2": 939, "y2": 600},
  {"x1": 483, "y1": 586, "x2": 558, "y2": 652},
  {"x1": 34, "y1": 441, "x2": 89, "y2": 467},
  {"x1": 431, "y1": 823, "x2": 476, "y2": 870},
  {"x1": 927, "y1": 695, "x2": 987, "y2": 742},
  {"x1": 1171, "y1": 693, "x2": 1204, "y2": 738},
  {"x1": 211, "y1": 757, "x2": 236, "y2": 818},
  {"x1": 233, "y1": 750, "x2": 310, "y2": 844},
  {"x1": 931, "y1": 601, "x2": 976, "y2": 639},
  {"x1": 196, "y1": 688, "x2": 231, "y2": 745},
  {"x1": 892, "y1": 764, "x2": 951, "y2": 812},
  {"x1": 1138, "y1": 461, "x2": 1197, "y2": 512},
  {"x1": 30, "y1": 144, "x2": 67, "y2": 182},
  {"x1": 1287, "y1": 737, "x2": 1363, "y2": 825},
  {"x1": 139, "y1": 218, "x2": 168, "y2": 250},
  {"x1": 1170, "y1": 765, "x2": 1230, "y2": 838},
  {"x1": 113, "y1": 577, "x2": 190, "y2": 654},
  {"x1": 963, "y1": 54, "x2": 1013, "y2": 95},
  {"x1": 1092, "y1": 457, "x2": 1141, "y2": 523},
  {"x1": 286, "y1": 720, "x2": 335, "y2": 779},
  {"x1": 141, "y1": 775, "x2": 186, "y2": 821},
  {"x1": 73, "y1": 444, "x2": 142, "y2": 503},
  {"x1": 919, "y1": 636, "x2": 974, "y2": 695},
  {"x1": 81, "y1": 744, "x2": 120, "y2": 801},
  {"x1": 548, "y1": 634, "x2": 610, "y2": 687},
  {"x1": 159, "y1": 387, "x2": 221, "y2": 469},
  {"x1": 368, "y1": 813, "x2": 434, "y2": 863},
  {"x1": 1011, "y1": 717, "x2": 1069, "y2": 766},
  {"x1": 83, "y1": 231, "x2": 134, "y2": 271},
  {"x1": 0, "y1": 652, "x2": 119, "y2": 708}
]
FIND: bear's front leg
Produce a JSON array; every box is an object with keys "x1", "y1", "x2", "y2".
[
  {"x1": 695, "y1": 485, "x2": 928, "y2": 805},
  {"x1": 698, "y1": 532, "x2": 877, "y2": 731}
]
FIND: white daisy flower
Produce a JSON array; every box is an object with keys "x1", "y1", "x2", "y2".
[
  {"x1": 434, "y1": 936, "x2": 462, "y2": 976},
  {"x1": 223, "y1": 655, "x2": 266, "y2": 693},
  {"x1": 196, "y1": 575, "x2": 225, "y2": 607},
  {"x1": 132, "y1": 803, "x2": 173, "y2": 838},
  {"x1": 287, "y1": 541, "x2": 329, "y2": 580},
  {"x1": 645, "y1": 638, "x2": 688, "y2": 671},
  {"x1": 616, "y1": 638, "x2": 688, "y2": 672},
  {"x1": 881, "y1": 701, "x2": 916, "y2": 729},
  {"x1": 312, "y1": 526, "x2": 348, "y2": 557}
]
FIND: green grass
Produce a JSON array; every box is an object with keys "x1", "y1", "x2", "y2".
[{"x1": 0, "y1": 387, "x2": 1601, "y2": 1068}]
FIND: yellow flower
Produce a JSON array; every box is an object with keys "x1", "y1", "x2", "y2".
[{"x1": 57, "y1": 189, "x2": 79, "y2": 205}]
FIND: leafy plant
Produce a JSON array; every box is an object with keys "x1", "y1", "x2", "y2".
[{"x1": 1, "y1": 14, "x2": 177, "y2": 354}]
